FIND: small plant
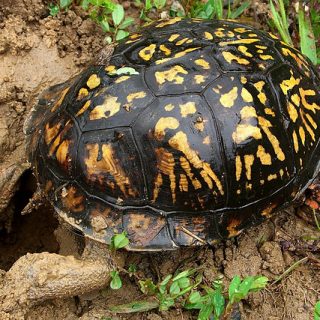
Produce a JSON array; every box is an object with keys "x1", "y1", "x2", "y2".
[
  {"x1": 173, "y1": 0, "x2": 249, "y2": 20},
  {"x1": 107, "y1": 268, "x2": 268, "y2": 320},
  {"x1": 315, "y1": 301, "x2": 320, "y2": 320},
  {"x1": 139, "y1": 0, "x2": 167, "y2": 21},
  {"x1": 108, "y1": 231, "x2": 129, "y2": 290},
  {"x1": 48, "y1": 0, "x2": 134, "y2": 42},
  {"x1": 110, "y1": 231, "x2": 129, "y2": 250},
  {"x1": 269, "y1": 0, "x2": 319, "y2": 65}
]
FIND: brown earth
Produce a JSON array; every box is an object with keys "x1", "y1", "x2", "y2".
[{"x1": 0, "y1": 0, "x2": 319, "y2": 319}]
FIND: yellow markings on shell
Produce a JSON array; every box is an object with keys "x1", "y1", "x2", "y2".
[
  {"x1": 154, "y1": 117, "x2": 179, "y2": 140},
  {"x1": 256, "y1": 145, "x2": 271, "y2": 165},
  {"x1": 156, "y1": 17, "x2": 182, "y2": 28},
  {"x1": 222, "y1": 52, "x2": 250, "y2": 65},
  {"x1": 257, "y1": 50, "x2": 263, "y2": 53},
  {"x1": 56, "y1": 140, "x2": 69, "y2": 167},
  {"x1": 241, "y1": 88, "x2": 253, "y2": 103},
  {"x1": 254, "y1": 81, "x2": 267, "y2": 104},
  {"x1": 194, "y1": 75, "x2": 206, "y2": 84},
  {"x1": 89, "y1": 95, "x2": 121, "y2": 120},
  {"x1": 45, "y1": 122, "x2": 61, "y2": 145},
  {"x1": 235, "y1": 155, "x2": 242, "y2": 181},
  {"x1": 220, "y1": 87, "x2": 238, "y2": 108},
  {"x1": 203, "y1": 136, "x2": 210, "y2": 145},
  {"x1": 279, "y1": 169, "x2": 284, "y2": 178},
  {"x1": 169, "y1": 131, "x2": 224, "y2": 195},
  {"x1": 299, "y1": 109, "x2": 315, "y2": 141},
  {"x1": 269, "y1": 32, "x2": 279, "y2": 39},
  {"x1": 115, "y1": 76, "x2": 130, "y2": 83},
  {"x1": 155, "y1": 47, "x2": 200, "y2": 65},
  {"x1": 50, "y1": 87, "x2": 69, "y2": 112},
  {"x1": 49, "y1": 133, "x2": 61, "y2": 156},
  {"x1": 127, "y1": 91, "x2": 146, "y2": 103},
  {"x1": 168, "y1": 34, "x2": 180, "y2": 42},
  {"x1": 195, "y1": 58, "x2": 210, "y2": 69},
  {"x1": 76, "y1": 100, "x2": 91, "y2": 116},
  {"x1": 259, "y1": 54, "x2": 274, "y2": 60},
  {"x1": 139, "y1": 44, "x2": 156, "y2": 61},
  {"x1": 280, "y1": 74, "x2": 301, "y2": 95},
  {"x1": 87, "y1": 74, "x2": 101, "y2": 90},
  {"x1": 241, "y1": 76, "x2": 247, "y2": 84},
  {"x1": 299, "y1": 126, "x2": 306, "y2": 145},
  {"x1": 233, "y1": 107, "x2": 262, "y2": 143},
  {"x1": 176, "y1": 38, "x2": 189, "y2": 45},
  {"x1": 287, "y1": 102, "x2": 298, "y2": 122},
  {"x1": 282, "y1": 48, "x2": 309, "y2": 73},
  {"x1": 291, "y1": 93, "x2": 300, "y2": 106},
  {"x1": 105, "y1": 65, "x2": 116, "y2": 72},
  {"x1": 292, "y1": 130, "x2": 299, "y2": 153},
  {"x1": 215, "y1": 30, "x2": 225, "y2": 37},
  {"x1": 152, "y1": 172, "x2": 163, "y2": 203},
  {"x1": 267, "y1": 174, "x2": 277, "y2": 181},
  {"x1": 194, "y1": 117, "x2": 205, "y2": 132},
  {"x1": 179, "y1": 174, "x2": 188, "y2": 192},
  {"x1": 219, "y1": 38, "x2": 260, "y2": 46},
  {"x1": 159, "y1": 44, "x2": 171, "y2": 56},
  {"x1": 204, "y1": 31, "x2": 213, "y2": 40},
  {"x1": 155, "y1": 65, "x2": 188, "y2": 85},
  {"x1": 154, "y1": 148, "x2": 176, "y2": 203},
  {"x1": 238, "y1": 46, "x2": 253, "y2": 57},
  {"x1": 258, "y1": 116, "x2": 285, "y2": 161},
  {"x1": 129, "y1": 33, "x2": 141, "y2": 39},
  {"x1": 180, "y1": 102, "x2": 196, "y2": 117},
  {"x1": 256, "y1": 45, "x2": 267, "y2": 49},
  {"x1": 264, "y1": 108, "x2": 275, "y2": 116},
  {"x1": 77, "y1": 88, "x2": 89, "y2": 100},
  {"x1": 234, "y1": 27, "x2": 248, "y2": 33},
  {"x1": 227, "y1": 219, "x2": 242, "y2": 238},
  {"x1": 240, "y1": 106, "x2": 257, "y2": 118},
  {"x1": 164, "y1": 103, "x2": 175, "y2": 111},
  {"x1": 305, "y1": 113, "x2": 317, "y2": 129},
  {"x1": 244, "y1": 154, "x2": 254, "y2": 180},
  {"x1": 180, "y1": 156, "x2": 202, "y2": 189},
  {"x1": 299, "y1": 88, "x2": 320, "y2": 113},
  {"x1": 85, "y1": 143, "x2": 137, "y2": 197}
]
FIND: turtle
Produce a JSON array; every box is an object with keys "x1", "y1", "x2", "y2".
[{"x1": 1, "y1": 18, "x2": 320, "y2": 316}]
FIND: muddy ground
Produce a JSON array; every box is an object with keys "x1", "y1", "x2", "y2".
[{"x1": 0, "y1": 0, "x2": 319, "y2": 319}]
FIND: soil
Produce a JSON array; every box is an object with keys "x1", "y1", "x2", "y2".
[{"x1": 0, "y1": 0, "x2": 319, "y2": 319}]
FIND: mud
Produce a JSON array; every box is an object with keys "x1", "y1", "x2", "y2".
[{"x1": 0, "y1": 0, "x2": 319, "y2": 319}]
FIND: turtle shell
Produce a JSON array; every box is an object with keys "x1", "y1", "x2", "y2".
[{"x1": 25, "y1": 18, "x2": 320, "y2": 250}]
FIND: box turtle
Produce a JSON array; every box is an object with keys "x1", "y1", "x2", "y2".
[{"x1": 25, "y1": 18, "x2": 320, "y2": 251}]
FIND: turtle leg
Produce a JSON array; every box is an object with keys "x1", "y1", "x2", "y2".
[
  {"x1": 0, "y1": 238, "x2": 125, "y2": 319},
  {"x1": 304, "y1": 177, "x2": 320, "y2": 211}
]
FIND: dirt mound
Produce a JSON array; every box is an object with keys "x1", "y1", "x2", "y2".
[{"x1": 0, "y1": 1, "x2": 319, "y2": 319}]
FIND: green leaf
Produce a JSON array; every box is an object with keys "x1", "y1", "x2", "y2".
[
  {"x1": 315, "y1": 301, "x2": 320, "y2": 320},
  {"x1": 178, "y1": 277, "x2": 190, "y2": 289},
  {"x1": 145, "y1": 0, "x2": 152, "y2": 11},
  {"x1": 48, "y1": 3, "x2": 59, "y2": 16},
  {"x1": 153, "y1": 0, "x2": 166, "y2": 9},
  {"x1": 115, "y1": 67, "x2": 139, "y2": 75},
  {"x1": 198, "y1": 303, "x2": 214, "y2": 320},
  {"x1": 119, "y1": 17, "x2": 134, "y2": 29},
  {"x1": 110, "y1": 271, "x2": 122, "y2": 290},
  {"x1": 228, "y1": 275, "x2": 241, "y2": 302},
  {"x1": 112, "y1": 4, "x2": 125, "y2": 26},
  {"x1": 99, "y1": 18, "x2": 110, "y2": 32},
  {"x1": 298, "y1": 5, "x2": 318, "y2": 65},
  {"x1": 80, "y1": 0, "x2": 90, "y2": 10},
  {"x1": 60, "y1": 0, "x2": 72, "y2": 9},
  {"x1": 115, "y1": 29, "x2": 129, "y2": 41},
  {"x1": 229, "y1": 1, "x2": 250, "y2": 19},
  {"x1": 212, "y1": 289, "x2": 225, "y2": 318},
  {"x1": 110, "y1": 231, "x2": 129, "y2": 249},
  {"x1": 189, "y1": 291, "x2": 202, "y2": 304},
  {"x1": 169, "y1": 281, "x2": 181, "y2": 295},
  {"x1": 108, "y1": 300, "x2": 159, "y2": 313},
  {"x1": 213, "y1": 0, "x2": 223, "y2": 19},
  {"x1": 139, "y1": 279, "x2": 157, "y2": 295},
  {"x1": 250, "y1": 276, "x2": 269, "y2": 292}
]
